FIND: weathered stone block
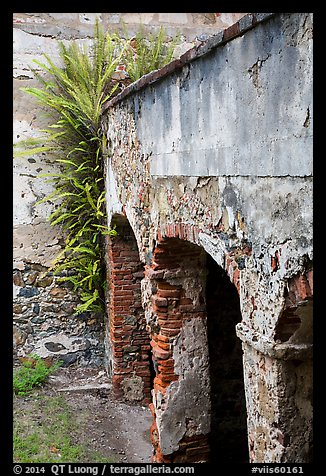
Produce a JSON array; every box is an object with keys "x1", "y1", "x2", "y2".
[
  {"x1": 13, "y1": 325, "x2": 27, "y2": 346},
  {"x1": 49, "y1": 287, "x2": 67, "y2": 298},
  {"x1": 13, "y1": 271, "x2": 25, "y2": 287},
  {"x1": 191, "y1": 13, "x2": 216, "y2": 25},
  {"x1": 158, "y1": 13, "x2": 188, "y2": 24},
  {"x1": 36, "y1": 275, "x2": 53, "y2": 287},
  {"x1": 25, "y1": 271, "x2": 38, "y2": 285},
  {"x1": 18, "y1": 286, "x2": 39, "y2": 298}
]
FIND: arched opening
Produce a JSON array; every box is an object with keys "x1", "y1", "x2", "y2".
[
  {"x1": 146, "y1": 237, "x2": 209, "y2": 463},
  {"x1": 105, "y1": 214, "x2": 152, "y2": 404},
  {"x1": 146, "y1": 235, "x2": 248, "y2": 463},
  {"x1": 206, "y1": 253, "x2": 248, "y2": 462}
]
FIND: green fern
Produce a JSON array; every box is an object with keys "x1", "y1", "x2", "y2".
[
  {"x1": 15, "y1": 19, "x2": 179, "y2": 315},
  {"x1": 122, "y1": 25, "x2": 179, "y2": 83}
]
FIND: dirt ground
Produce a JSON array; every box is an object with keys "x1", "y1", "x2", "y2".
[{"x1": 14, "y1": 366, "x2": 153, "y2": 463}]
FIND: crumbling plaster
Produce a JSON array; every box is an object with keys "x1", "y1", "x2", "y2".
[
  {"x1": 102, "y1": 12, "x2": 313, "y2": 462},
  {"x1": 154, "y1": 318, "x2": 211, "y2": 454},
  {"x1": 103, "y1": 12, "x2": 313, "y2": 340}
]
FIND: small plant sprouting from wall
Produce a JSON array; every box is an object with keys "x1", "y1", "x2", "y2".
[
  {"x1": 14, "y1": 19, "x2": 179, "y2": 315},
  {"x1": 122, "y1": 25, "x2": 178, "y2": 83}
]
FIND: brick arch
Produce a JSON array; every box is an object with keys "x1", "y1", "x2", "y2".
[
  {"x1": 156, "y1": 222, "x2": 252, "y2": 295},
  {"x1": 105, "y1": 213, "x2": 152, "y2": 404},
  {"x1": 145, "y1": 226, "x2": 249, "y2": 463}
]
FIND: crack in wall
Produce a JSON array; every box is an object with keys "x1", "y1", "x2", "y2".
[
  {"x1": 247, "y1": 54, "x2": 271, "y2": 92},
  {"x1": 303, "y1": 107, "x2": 310, "y2": 128}
]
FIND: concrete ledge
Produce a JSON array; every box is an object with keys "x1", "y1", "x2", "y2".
[
  {"x1": 102, "y1": 12, "x2": 276, "y2": 112},
  {"x1": 236, "y1": 322, "x2": 313, "y2": 361},
  {"x1": 56, "y1": 383, "x2": 112, "y2": 393}
]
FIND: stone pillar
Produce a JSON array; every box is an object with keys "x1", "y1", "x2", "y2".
[{"x1": 236, "y1": 271, "x2": 313, "y2": 463}]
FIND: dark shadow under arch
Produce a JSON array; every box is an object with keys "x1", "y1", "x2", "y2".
[
  {"x1": 148, "y1": 235, "x2": 248, "y2": 462},
  {"x1": 206, "y1": 252, "x2": 249, "y2": 462}
]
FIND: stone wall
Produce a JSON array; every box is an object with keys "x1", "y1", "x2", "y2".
[
  {"x1": 13, "y1": 12, "x2": 246, "y2": 365},
  {"x1": 13, "y1": 13, "x2": 246, "y2": 41},
  {"x1": 102, "y1": 13, "x2": 313, "y2": 463}
]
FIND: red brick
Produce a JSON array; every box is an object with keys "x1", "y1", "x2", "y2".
[
  {"x1": 223, "y1": 21, "x2": 240, "y2": 41},
  {"x1": 150, "y1": 338, "x2": 157, "y2": 347},
  {"x1": 113, "y1": 290, "x2": 134, "y2": 296},
  {"x1": 152, "y1": 296, "x2": 168, "y2": 307},
  {"x1": 149, "y1": 403, "x2": 156, "y2": 417},
  {"x1": 156, "y1": 282, "x2": 180, "y2": 291},
  {"x1": 160, "y1": 328, "x2": 181, "y2": 338},
  {"x1": 111, "y1": 322, "x2": 123, "y2": 329},
  {"x1": 158, "y1": 319, "x2": 182, "y2": 329},
  {"x1": 156, "y1": 334, "x2": 170, "y2": 343},
  {"x1": 133, "y1": 361, "x2": 150, "y2": 369},
  {"x1": 271, "y1": 256, "x2": 278, "y2": 272},
  {"x1": 139, "y1": 397, "x2": 150, "y2": 405},
  {"x1": 154, "y1": 376, "x2": 171, "y2": 388},
  {"x1": 153, "y1": 308, "x2": 169, "y2": 318},
  {"x1": 160, "y1": 373, "x2": 178, "y2": 383},
  {"x1": 112, "y1": 348, "x2": 123, "y2": 355},
  {"x1": 152, "y1": 346, "x2": 171, "y2": 360},
  {"x1": 112, "y1": 375, "x2": 124, "y2": 384},
  {"x1": 123, "y1": 325, "x2": 135, "y2": 332},
  {"x1": 141, "y1": 344, "x2": 151, "y2": 351},
  {"x1": 120, "y1": 251, "x2": 140, "y2": 258},
  {"x1": 157, "y1": 289, "x2": 181, "y2": 299},
  {"x1": 307, "y1": 270, "x2": 313, "y2": 294},
  {"x1": 132, "y1": 339, "x2": 149, "y2": 346},
  {"x1": 157, "y1": 340, "x2": 170, "y2": 351},
  {"x1": 140, "y1": 376, "x2": 152, "y2": 386},
  {"x1": 157, "y1": 358, "x2": 174, "y2": 368},
  {"x1": 121, "y1": 284, "x2": 141, "y2": 290},
  {"x1": 177, "y1": 304, "x2": 195, "y2": 312},
  {"x1": 112, "y1": 279, "x2": 126, "y2": 286},
  {"x1": 153, "y1": 382, "x2": 167, "y2": 395},
  {"x1": 289, "y1": 273, "x2": 313, "y2": 302},
  {"x1": 135, "y1": 369, "x2": 151, "y2": 377},
  {"x1": 152, "y1": 261, "x2": 164, "y2": 271},
  {"x1": 112, "y1": 329, "x2": 129, "y2": 336},
  {"x1": 114, "y1": 368, "x2": 132, "y2": 375},
  {"x1": 166, "y1": 224, "x2": 175, "y2": 237},
  {"x1": 154, "y1": 246, "x2": 167, "y2": 256}
]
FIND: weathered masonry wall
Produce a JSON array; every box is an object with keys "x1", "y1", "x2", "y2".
[
  {"x1": 102, "y1": 13, "x2": 313, "y2": 463},
  {"x1": 13, "y1": 15, "x2": 99, "y2": 366},
  {"x1": 13, "y1": 12, "x2": 245, "y2": 365},
  {"x1": 13, "y1": 13, "x2": 246, "y2": 43}
]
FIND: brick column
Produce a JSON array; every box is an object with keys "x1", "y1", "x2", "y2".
[{"x1": 105, "y1": 215, "x2": 151, "y2": 404}]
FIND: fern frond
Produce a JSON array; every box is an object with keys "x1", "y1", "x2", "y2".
[{"x1": 17, "y1": 17, "x2": 180, "y2": 314}]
